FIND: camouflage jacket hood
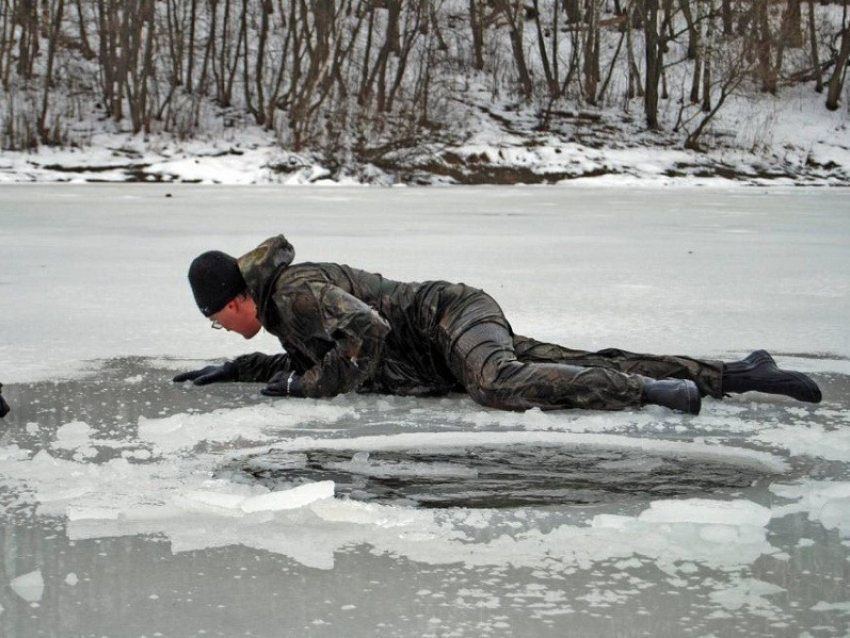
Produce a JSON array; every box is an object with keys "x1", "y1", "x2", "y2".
[{"x1": 237, "y1": 234, "x2": 296, "y2": 328}]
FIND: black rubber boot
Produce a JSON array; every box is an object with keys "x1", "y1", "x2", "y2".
[
  {"x1": 722, "y1": 350, "x2": 822, "y2": 403},
  {"x1": 641, "y1": 378, "x2": 701, "y2": 415},
  {"x1": 0, "y1": 383, "x2": 9, "y2": 419}
]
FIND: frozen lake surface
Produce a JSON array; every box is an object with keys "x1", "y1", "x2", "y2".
[{"x1": 0, "y1": 185, "x2": 849, "y2": 636}]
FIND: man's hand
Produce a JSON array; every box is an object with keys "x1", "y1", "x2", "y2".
[
  {"x1": 172, "y1": 362, "x2": 237, "y2": 386},
  {"x1": 0, "y1": 383, "x2": 9, "y2": 419},
  {"x1": 261, "y1": 371, "x2": 305, "y2": 398}
]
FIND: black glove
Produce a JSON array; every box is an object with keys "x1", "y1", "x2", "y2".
[
  {"x1": 0, "y1": 383, "x2": 9, "y2": 419},
  {"x1": 261, "y1": 371, "x2": 305, "y2": 398},
  {"x1": 172, "y1": 361, "x2": 237, "y2": 386}
]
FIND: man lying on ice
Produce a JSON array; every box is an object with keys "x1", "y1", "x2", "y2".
[{"x1": 173, "y1": 235, "x2": 821, "y2": 415}]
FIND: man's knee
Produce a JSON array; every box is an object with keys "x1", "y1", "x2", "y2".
[
  {"x1": 465, "y1": 364, "x2": 530, "y2": 411},
  {"x1": 466, "y1": 383, "x2": 522, "y2": 411}
]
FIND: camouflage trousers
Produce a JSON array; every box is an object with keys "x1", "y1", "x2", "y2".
[{"x1": 440, "y1": 288, "x2": 724, "y2": 412}]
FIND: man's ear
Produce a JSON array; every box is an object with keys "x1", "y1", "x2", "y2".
[{"x1": 231, "y1": 294, "x2": 251, "y2": 313}]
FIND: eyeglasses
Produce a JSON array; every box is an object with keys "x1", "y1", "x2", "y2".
[{"x1": 210, "y1": 319, "x2": 224, "y2": 330}]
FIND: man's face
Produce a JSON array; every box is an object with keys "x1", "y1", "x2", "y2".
[{"x1": 210, "y1": 296, "x2": 262, "y2": 339}]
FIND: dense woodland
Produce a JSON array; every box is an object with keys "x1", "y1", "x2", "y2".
[{"x1": 0, "y1": 0, "x2": 848, "y2": 164}]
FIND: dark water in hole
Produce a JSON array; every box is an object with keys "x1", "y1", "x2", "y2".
[{"x1": 227, "y1": 445, "x2": 769, "y2": 508}]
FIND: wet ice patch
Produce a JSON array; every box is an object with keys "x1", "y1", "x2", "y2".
[
  {"x1": 637, "y1": 498, "x2": 772, "y2": 526},
  {"x1": 590, "y1": 499, "x2": 776, "y2": 573},
  {"x1": 52, "y1": 421, "x2": 98, "y2": 459},
  {"x1": 771, "y1": 480, "x2": 850, "y2": 543},
  {"x1": 301, "y1": 492, "x2": 781, "y2": 575},
  {"x1": 138, "y1": 402, "x2": 358, "y2": 454},
  {"x1": 47, "y1": 419, "x2": 143, "y2": 462},
  {"x1": 709, "y1": 577, "x2": 786, "y2": 612},
  {"x1": 0, "y1": 445, "x2": 32, "y2": 462},
  {"x1": 10, "y1": 570, "x2": 44, "y2": 603},
  {"x1": 811, "y1": 601, "x2": 850, "y2": 614},
  {"x1": 756, "y1": 424, "x2": 850, "y2": 462}
]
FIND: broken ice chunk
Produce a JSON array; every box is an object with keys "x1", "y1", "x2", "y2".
[
  {"x1": 10, "y1": 570, "x2": 44, "y2": 603},
  {"x1": 241, "y1": 481, "x2": 335, "y2": 513}
]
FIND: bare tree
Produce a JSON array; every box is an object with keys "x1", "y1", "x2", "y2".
[
  {"x1": 825, "y1": 0, "x2": 850, "y2": 110},
  {"x1": 124, "y1": 0, "x2": 157, "y2": 134},
  {"x1": 16, "y1": 0, "x2": 40, "y2": 80},
  {"x1": 808, "y1": 0, "x2": 824, "y2": 92},
  {"x1": 38, "y1": 0, "x2": 65, "y2": 144},
  {"x1": 680, "y1": 0, "x2": 702, "y2": 103},
  {"x1": 185, "y1": 0, "x2": 198, "y2": 91},
  {"x1": 755, "y1": 0, "x2": 778, "y2": 93},
  {"x1": 469, "y1": 0, "x2": 486, "y2": 70},
  {"x1": 2, "y1": 0, "x2": 849, "y2": 161},
  {"x1": 95, "y1": 0, "x2": 123, "y2": 121},
  {"x1": 531, "y1": 0, "x2": 559, "y2": 97},
  {"x1": 0, "y1": 0, "x2": 15, "y2": 89},
  {"x1": 492, "y1": 0, "x2": 534, "y2": 99},
  {"x1": 681, "y1": 37, "x2": 750, "y2": 149},
  {"x1": 583, "y1": 0, "x2": 601, "y2": 104},
  {"x1": 702, "y1": 0, "x2": 715, "y2": 112},
  {"x1": 640, "y1": 0, "x2": 674, "y2": 128}
]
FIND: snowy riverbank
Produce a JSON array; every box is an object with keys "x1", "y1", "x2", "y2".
[{"x1": 2, "y1": 86, "x2": 849, "y2": 187}]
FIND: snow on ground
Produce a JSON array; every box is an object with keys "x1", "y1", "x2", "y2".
[
  {"x1": 0, "y1": 185, "x2": 848, "y2": 636},
  {"x1": 0, "y1": 83, "x2": 848, "y2": 187}
]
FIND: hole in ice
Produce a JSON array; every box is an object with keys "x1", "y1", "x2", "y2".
[{"x1": 224, "y1": 444, "x2": 775, "y2": 509}]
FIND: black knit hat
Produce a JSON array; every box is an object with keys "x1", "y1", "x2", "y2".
[{"x1": 188, "y1": 250, "x2": 247, "y2": 317}]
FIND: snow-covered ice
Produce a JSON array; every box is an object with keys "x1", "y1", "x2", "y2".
[{"x1": 0, "y1": 184, "x2": 848, "y2": 637}]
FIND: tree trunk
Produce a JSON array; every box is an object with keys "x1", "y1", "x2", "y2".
[
  {"x1": 138, "y1": 0, "x2": 156, "y2": 133},
  {"x1": 563, "y1": 0, "x2": 581, "y2": 23},
  {"x1": 186, "y1": 0, "x2": 197, "y2": 92},
  {"x1": 358, "y1": 5, "x2": 375, "y2": 104},
  {"x1": 583, "y1": 0, "x2": 600, "y2": 104},
  {"x1": 469, "y1": 0, "x2": 485, "y2": 70},
  {"x1": 643, "y1": 0, "x2": 661, "y2": 128},
  {"x1": 16, "y1": 0, "x2": 40, "y2": 80},
  {"x1": 39, "y1": 0, "x2": 65, "y2": 144},
  {"x1": 721, "y1": 0, "x2": 733, "y2": 35},
  {"x1": 0, "y1": 0, "x2": 13, "y2": 88},
  {"x1": 253, "y1": 0, "x2": 272, "y2": 126},
  {"x1": 781, "y1": 0, "x2": 803, "y2": 48},
  {"x1": 74, "y1": 0, "x2": 96, "y2": 60},
  {"x1": 626, "y1": 8, "x2": 643, "y2": 98},
  {"x1": 493, "y1": 0, "x2": 534, "y2": 99},
  {"x1": 532, "y1": 0, "x2": 558, "y2": 97},
  {"x1": 197, "y1": 0, "x2": 218, "y2": 101},
  {"x1": 825, "y1": 3, "x2": 850, "y2": 110},
  {"x1": 756, "y1": 0, "x2": 777, "y2": 93},
  {"x1": 702, "y1": 0, "x2": 715, "y2": 112},
  {"x1": 683, "y1": 0, "x2": 702, "y2": 103},
  {"x1": 808, "y1": 0, "x2": 823, "y2": 92}
]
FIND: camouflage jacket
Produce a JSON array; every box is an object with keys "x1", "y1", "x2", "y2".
[{"x1": 232, "y1": 235, "x2": 488, "y2": 398}]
